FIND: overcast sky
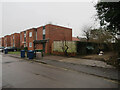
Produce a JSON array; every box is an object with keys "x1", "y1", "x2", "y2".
[{"x1": 1, "y1": 1, "x2": 100, "y2": 37}]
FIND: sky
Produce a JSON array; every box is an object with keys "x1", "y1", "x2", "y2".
[{"x1": 1, "y1": 0, "x2": 100, "y2": 38}]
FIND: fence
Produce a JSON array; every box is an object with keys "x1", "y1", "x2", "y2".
[
  {"x1": 52, "y1": 41, "x2": 77, "y2": 56},
  {"x1": 52, "y1": 41, "x2": 110, "y2": 56}
]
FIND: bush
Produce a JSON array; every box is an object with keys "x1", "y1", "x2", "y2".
[{"x1": 24, "y1": 47, "x2": 28, "y2": 51}]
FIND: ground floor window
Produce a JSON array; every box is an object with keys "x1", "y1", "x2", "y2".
[{"x1": 29, "y1": 42, "x2": 32, "y2": 47}]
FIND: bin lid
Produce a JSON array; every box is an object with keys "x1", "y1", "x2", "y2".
[{"x1": 21, "y1": 50, "x2": 25, "y2": 51}]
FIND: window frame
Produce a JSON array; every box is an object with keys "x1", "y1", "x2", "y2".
[
  {"x1": 29, "y1": 32, "x2": 32, "y2": 37},
  {"x1": 29, "y1": 42, "x2": 32, "y2": 47}
]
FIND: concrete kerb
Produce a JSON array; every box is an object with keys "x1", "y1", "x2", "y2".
[{"x1": 4, "y1": 54, "x2": 120, "y2": 82}]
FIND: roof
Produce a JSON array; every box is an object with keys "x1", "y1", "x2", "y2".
[{"x1": 72, "y1": 37, "x2": 80, "y2": 41}]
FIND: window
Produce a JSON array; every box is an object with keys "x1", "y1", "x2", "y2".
[
  {"x1": 13, "y1": 35, "x2": 14, "y2": 39},
  {"x1": 43, "y1": 26, "x2": 45, "y2": 35},
  {"x1": 29, "y1": 42, "x2": 32, "y2": 47},
  {"x1": 29, "y1": 32, "x2": 32, "y2": 37},
  {"x1": 43, "y1": 35, "x2": 45, "y2": 39},
  {"x1": 43, "y1": 26, "x2": 45, "y2": 39},
  {"x1": 24, "y1": 32, "x2": 26, "y2": 37},
  {"x1": 43, "y1": 29, "x2": 45, "y2": 35},
  {"x1": 36, "y1": 31, "x2": 37, "y2": 40}
]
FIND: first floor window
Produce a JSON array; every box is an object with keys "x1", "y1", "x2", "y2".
[
  {"x1": 29, "y1": 32, "x2": 32, "y2": 37},
  {"x1": 29, "y1": 42, "x2": 32, "y2": 47}
]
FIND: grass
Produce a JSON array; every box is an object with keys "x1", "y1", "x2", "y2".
[
  {"x1": 8, "y1": 51, "x2": 20, "y2": 55},
  {"x1": 81, "y1": 52, "x2": 119, "y2": 68}
]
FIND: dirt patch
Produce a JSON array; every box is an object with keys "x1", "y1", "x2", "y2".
[
  {"x1": 81, "y1": 52, "x2": 114, "y2": 61},
  {"x1": 81, "y1": 52, "x2": 119, "y2": 68}
]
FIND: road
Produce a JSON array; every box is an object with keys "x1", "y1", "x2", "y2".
[{"x1": 1, "y1": 54, "x2": 119, "y2": 88}]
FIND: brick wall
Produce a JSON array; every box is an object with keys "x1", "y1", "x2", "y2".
[
  {"x1": 4, "y1": 35, "x2": 11, "y2": 47},
  {"x1": 20, "y1": 32, "x2": 24, "y2": 48},
  {"x1": 35, "y1": 24, "x2": 72, "y2": 53},
  {"x1": 27, "y1": 28, "x2": 36, "y2": 50},
  {"x1": 0, "y1": 37, "x2": 4, "y2": 47},
  {"x1": 19, "y1": 24, "x2": 72, "y2": 53},
  {"x1": 11, "y1": 33, "x2": 20, "y2": 48},
  {"x1": 45, "y1": 24, "x2": 72, "y2": 53}
]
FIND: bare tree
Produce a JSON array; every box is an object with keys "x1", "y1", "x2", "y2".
[
  {"x1": 61, "y1": 31, "x2": 69, "y2": 56},
  {"x1": 82, "y1": 25, "x2": 92, "y2": 42},
  {"x1": 89, "y1": 28, "x2": 115, "y2": 50}
]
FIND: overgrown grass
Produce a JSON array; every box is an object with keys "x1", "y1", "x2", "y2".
[{"x1": 8, "y1": 51, "x2": 20, "y2": 55}]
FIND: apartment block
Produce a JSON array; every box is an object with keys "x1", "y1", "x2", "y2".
[
  {"x1": 4, "y1": 35, "x2": 11, "y2": 47},
  {"x1": 20, "y1": 28, "x2": 37, "y2": 50},
  {"x1": 0, "y1": 37, "x2": 4, "y2": 47},
  {"x1": 11, "y1": 33, "x2": 20, "y2": 48},
  {"x1": 40, "y1": 24, "x2": 72, "y2": 53},
  {"x1": 20, "y1": 24, "x2": 72, "y2": 54}
]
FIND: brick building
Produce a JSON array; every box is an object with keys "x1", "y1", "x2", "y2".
[
  {"x1": 0, "y1": 37, "x2": 4, "y2": 47},
  {"x1": 4, "y1": 35, "x2": 11, "y2": 47},
  {"x1": 20, "y1": 28, "x2": 37, "y2": 50},
  {"x1": 11, "y1": 33, "x2": 20, "y2": 48},
  {"x1": 20, "y1": 24, "x2": 72, "y2": 53}
]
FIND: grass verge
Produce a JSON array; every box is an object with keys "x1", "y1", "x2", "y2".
[{"x1": 8, "y1": 51, "x2": 20, "y2": 55}]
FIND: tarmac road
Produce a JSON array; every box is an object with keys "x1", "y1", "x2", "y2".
[{"x1": 1, "y1": 54, "x2": 119, "y2": 88}]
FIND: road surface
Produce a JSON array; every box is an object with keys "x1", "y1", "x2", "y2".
[{"x1": 1, "y1": 54, "x2": 119, "y2": 88}]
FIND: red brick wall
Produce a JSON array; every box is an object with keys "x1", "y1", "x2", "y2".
[
  {"x1": 0, "y1": 37, "x2": 4, "y2": 47},
  {"x1": 4, "y1": 35, "x2": 11, "y2": 47},
  {"x1": 20, "y1": 32, "x2": 24, "y2": 48},
  {"x1": 27, "y1": 28, "x2": 36, "y2": 50},
  {"x1": 10, "y1": 34, "x2": 14, "y2": 47},
  {"x1": 8, "y1": 33, "x2": 20, "y2": 48},
  {"x1": 45, "y1": 24, "x2": 72, "y2": 53},
  {"x1": 35, "y1": 24, "x2": 72, "y2": 54},
  {"x1": 14, "y1": 33, "x2": 20, "y2": 48},
  {"x1": 19, "y1": 24, "x2": 72, "y2": 53},
  {"x1": 36, "y1": 27, "x2": 43, "y2": 50},
  {"x1": 37, "y1": 27, "x2": 43, "y2": 40}
]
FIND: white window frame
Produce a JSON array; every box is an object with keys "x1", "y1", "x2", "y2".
[
  {"x1": 29, "y1": 32, "x2": 32, "y2": 37},
  {"x1": 29, "y1": 42, "x2": 32, "y2": 47},
  {"x1": 43, "y1": 29, "x2": 45, "y2": 35}
]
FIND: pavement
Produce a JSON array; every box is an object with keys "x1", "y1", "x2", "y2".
[
  {"x1": 7, "y1": 54, "x2": 115, "y2": 68},
  {"x1": 4, "y1": 53, "x2": 120, "y2": 81},
  {"x1": 43, "y1": 55, "x2": 115, "y2": 68},
  {"x1": 1, "y1": 54, "x2": 119, "y2": 88}
]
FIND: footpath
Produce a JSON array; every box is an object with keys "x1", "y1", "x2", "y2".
[{"x1": 3, "y1": 53, "x2": 120, "y2": 82}]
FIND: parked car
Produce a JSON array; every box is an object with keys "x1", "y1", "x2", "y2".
[
  {"x1": 4, "y1": 47, "x2": 17, "y2": 52},
  {"x1": 0, "y1": 48, "x2": 2, "y2": 52},
  {"x1": 0, "y1": 47, "x2": 4, "y2": 52}
]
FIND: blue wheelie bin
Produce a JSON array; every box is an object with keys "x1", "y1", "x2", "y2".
[
  {"x1": 4, "y1": 49, "x2": 8, "y2": 54},
  {"x1": 28, "y1": 50, "x2": 34, "y2": 59},
  {"x1": 27, "y1": 50, "x2": 29, "y2": 58},
  {"x1": 21, "y1": 50, "x2": 25, "y2": 58}
]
